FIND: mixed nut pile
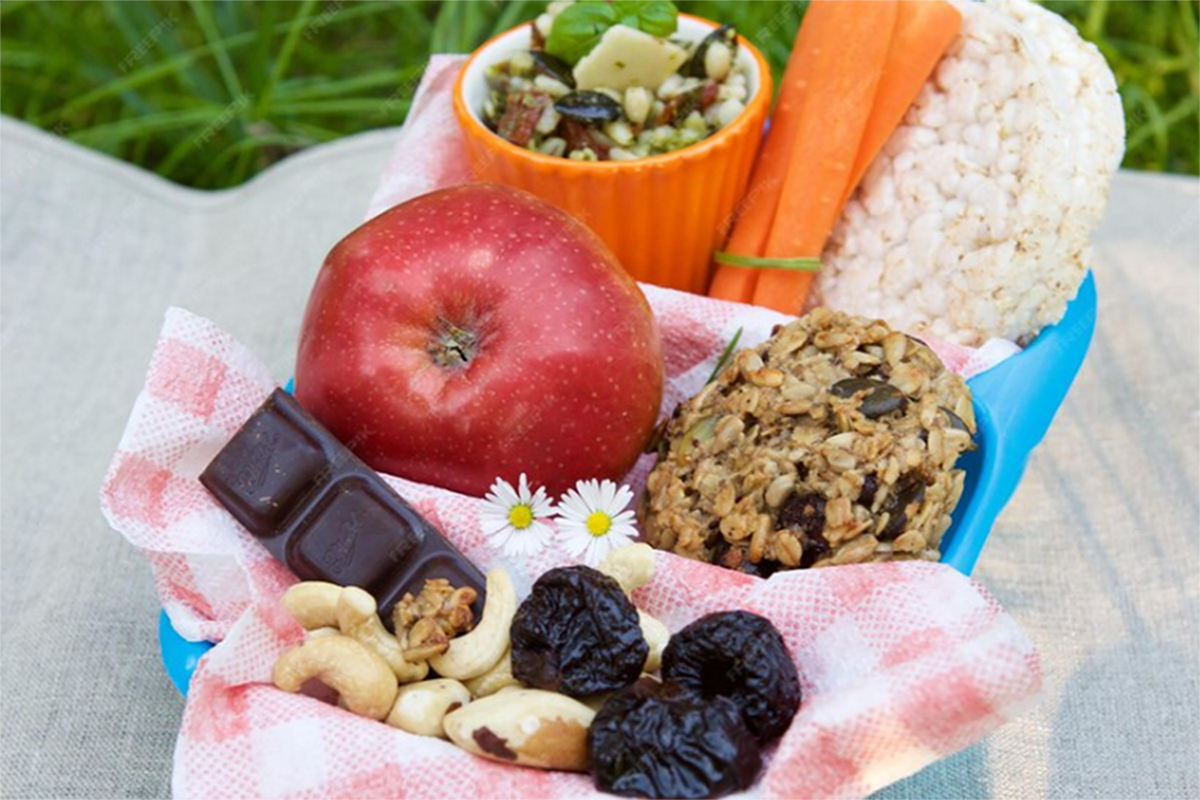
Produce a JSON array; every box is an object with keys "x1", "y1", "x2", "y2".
[{"x1": 272, "y1": 544, "x2": 801, "y2": 799}]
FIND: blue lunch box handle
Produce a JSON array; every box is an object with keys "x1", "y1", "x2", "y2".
[{"x1": 939, "y1": 272, "x2": 1096, "y2": 573}]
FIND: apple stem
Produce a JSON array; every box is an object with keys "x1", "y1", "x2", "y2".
[{"x1": 428, "y1": 319, "x2": 478, "y2": 369}]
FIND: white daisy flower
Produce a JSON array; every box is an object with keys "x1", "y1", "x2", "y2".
[
  {"x1": 479, "y1": 474, "x2": 555, "y2": 558},
  {"x1": 555, "y1": 479, "x2": 638, "y2": 566}
]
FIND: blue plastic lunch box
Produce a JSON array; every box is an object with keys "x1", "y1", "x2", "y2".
[{"x1": 159, "y1": 273, "x2": 1097, "y2": 695}]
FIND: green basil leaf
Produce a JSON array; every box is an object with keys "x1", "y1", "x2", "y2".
[
  {"x1": 545, "y1": 1, "x2": 616, "y2": 65},
  {"x1": 613, "y1": 1, "x2": 678, "y2": 38}
]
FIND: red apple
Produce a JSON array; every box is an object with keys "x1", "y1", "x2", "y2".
[{"x1": 295, "y1": 184, "x2": 664, "y2": 498}]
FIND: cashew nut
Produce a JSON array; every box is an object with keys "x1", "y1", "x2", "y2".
[
  {"x1": 443, "y1": 688, "x2": 595, "y2": 771},
  {"x1": 598, "y1": 543, "x2": 656, "y2": 595},
  {"x1": 428, "y1": 568, "x2": 516, "y2": 680},
  {"x1": 281, "y1": 581, "x2": 343, "y2": 630},
  {"x1": 337, "y1": 586, "x2": 429, "y2": 684},
  {"x1": 272, "y1": 635, "x2": 398, "y2": 720},
  {"x1": 386, "y1": 678, "x2": 471, "y2": 738},
  {"x1": 463, "y1": 646, "x2": 522, "y2": 698},
  {"x1": 638, "y1": 610, "x2": 670, "y2": 673}
]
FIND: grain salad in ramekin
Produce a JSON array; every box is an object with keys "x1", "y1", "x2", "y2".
[
  {"x1": 453, "y1": 3, "x2": 772, "y2": 293},
  {"x1": 482, "y1": 6, "x2": 749, "y2": 162}
]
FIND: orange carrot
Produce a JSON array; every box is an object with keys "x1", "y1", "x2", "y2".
[
  {"x1": 841, "y1": 0, "x2": 962, "y2": 207},
  {"x1": 707, "y1": 12, "x2": 824, "y2": 303},
  {"x1": 751, "y1": 0, "x2": 898, "y2": 313}
]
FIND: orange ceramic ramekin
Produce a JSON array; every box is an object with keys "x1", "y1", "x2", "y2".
[{"x1": 453, "y1": 15, "x2": 772, "y2": 295}]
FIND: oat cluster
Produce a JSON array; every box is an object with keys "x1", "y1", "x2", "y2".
[{"x1": 640, "y1": 308, "x2": 976, "y2": 572}]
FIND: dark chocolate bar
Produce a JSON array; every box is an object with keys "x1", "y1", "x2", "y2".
[{"x1": 200, "y1": 388, "x2": 486, "y2": 620}]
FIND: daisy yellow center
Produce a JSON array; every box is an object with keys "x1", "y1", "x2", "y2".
[
  {"x1": 508, "y1": 504, "x2": 534, "y2": 530},
  {"x1": 586, "y1": 511, "x2": 612, "y2": 537}
]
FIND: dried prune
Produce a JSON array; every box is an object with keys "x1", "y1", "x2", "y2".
[
  {"x1": 510, "y1": 565, "x2": 648, "y2": 697},
  {"x1": 588, "y1": 678, "x2": 762, "y2": 799},
  {"x1": 662, "y1": 611, "x2": 800, "y2": 743}
]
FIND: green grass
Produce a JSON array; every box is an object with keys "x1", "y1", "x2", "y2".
[{"x1": 1, "y1": 0, "x2": 1195, "y2": 189}]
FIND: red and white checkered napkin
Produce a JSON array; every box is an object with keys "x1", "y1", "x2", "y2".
[{"x1": 101, "y1": 296, "x2": 1039, "y2": 800}]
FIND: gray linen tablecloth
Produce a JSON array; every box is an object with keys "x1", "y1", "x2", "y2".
[{"x1": 1, "y1": 115, "x2": 1196, "y2": 799}]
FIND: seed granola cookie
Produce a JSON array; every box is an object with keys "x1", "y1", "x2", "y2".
[{"x1": 640, "y1": 308, "x2": 976, "y2": 574}]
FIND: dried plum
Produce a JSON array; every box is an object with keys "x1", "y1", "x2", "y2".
[
  {"x1": 588, "y1": 678, "x2": 762, "y2": 799},
  {"x1": 510, "y1": 565, "x2": 648, "y2": 697},
  {"x1": 662, "y1": 611, "x2": 800, "y2": 743}
]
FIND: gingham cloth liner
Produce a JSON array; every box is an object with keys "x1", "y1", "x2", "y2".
[{"x1": 98, "y1": 55, "x2": 1039, "y2": 800}]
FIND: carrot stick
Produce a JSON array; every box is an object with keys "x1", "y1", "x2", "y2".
[
  {"x1": 751, "y1": 0, "x2": 897, "y2": 314},
  {"x1": 841, "y1": 0, "x2": 962, "y2": 207},
  {"x1": 707, "y1": 12, "x2": 823, "y2": 303}
]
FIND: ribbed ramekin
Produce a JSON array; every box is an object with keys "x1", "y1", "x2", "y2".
[{"x1": 452, "y1": 15, "x2": 772, "y2": 294}]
